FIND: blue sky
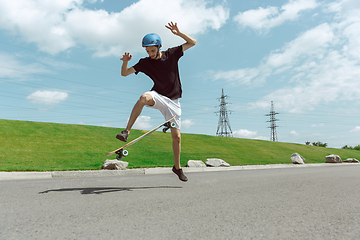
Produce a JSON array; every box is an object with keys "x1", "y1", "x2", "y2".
[{"x1": 1, "y1": 0, "x2": 359, "y2": 148}]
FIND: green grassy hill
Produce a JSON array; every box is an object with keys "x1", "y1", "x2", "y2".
[{"x1": 1, "y1": 119, "x2": 359, "y2": 171}]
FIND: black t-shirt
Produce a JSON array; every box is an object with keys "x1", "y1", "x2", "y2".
[{"x1": 133, "y1": 45, "x2": 183, "y2": 99}]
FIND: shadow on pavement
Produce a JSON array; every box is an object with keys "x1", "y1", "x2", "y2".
[{"x1": 39, "y1": 186, "x2": 182, "y2": 195}]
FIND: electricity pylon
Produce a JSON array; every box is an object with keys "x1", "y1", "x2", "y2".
[
  {"x1": 266, "y1": 101, "x2": 279, "y2": 141},
  {"x1": 216, "y1": 89, "x2": 233, "y2": 137}
]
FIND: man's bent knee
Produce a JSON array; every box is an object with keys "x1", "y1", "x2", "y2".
[{"x1": 139, "y1": 93, "x2": 155, "y2": 106}]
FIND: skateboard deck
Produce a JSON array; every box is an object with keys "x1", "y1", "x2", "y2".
[{"x1": 106, "y1": 115, "x2": 176, "y2": 160}]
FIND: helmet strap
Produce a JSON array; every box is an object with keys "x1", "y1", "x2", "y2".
[{"x1": 155, "y1": 46, "x2": 160, "y2": 59}]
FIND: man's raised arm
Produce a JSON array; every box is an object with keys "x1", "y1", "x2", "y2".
[
  {"x1": 121, "y1": 52, "x2": 136, "y2": 76},
  {"x1": 165, "y1": 22, "x2": 197, "y2": 52}
]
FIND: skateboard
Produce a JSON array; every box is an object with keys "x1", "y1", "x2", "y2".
[{"x1": 106, "y1": 116, "x2": 176, "y2": 160}]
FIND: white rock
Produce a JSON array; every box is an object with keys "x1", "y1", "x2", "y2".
[
  {"x1": 187, "y1": 160, "x2": 206, "y2": 167},
  {"x1": 325, "y1": 154, "x2": 342, "y2": 163},
  {"x1": 206, "y1": 158, "x2": 230, "y2": 167},
  {"x1": 343, "y1": 158, "x2": 359, "y2": 163},
  {"x1": 102, "y1": 159, "x2": 128, "y2": 170},
  {"x1": 291, "y1": 153, "x2": 306, "y2": 164}
]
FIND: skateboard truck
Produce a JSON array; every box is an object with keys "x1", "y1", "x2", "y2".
[
  {"x1": 163, "y1": 122, "x2": 176, "y2": 133},
  {"x1": 115, "y1": 149, "x2": 129, "y2": 160}
]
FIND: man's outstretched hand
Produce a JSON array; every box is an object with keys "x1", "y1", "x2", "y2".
[
  {"x1": 165, "y1": 21, "x2": 197, "y2": 52},
  {"x1": 121, "y1": 52, "x2": 132, "y2": 62},
  {"x1": 165, "y1": 22, "x2": 181, "y2": 35}
]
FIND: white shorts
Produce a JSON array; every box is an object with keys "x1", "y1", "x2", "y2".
[{"x1": 146, "y1": 91, "x2": 181, "y2": 129}]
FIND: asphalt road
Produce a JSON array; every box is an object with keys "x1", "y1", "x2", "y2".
[{"x1": 1, "y1": 165, "x2": 359, "y2": 239}]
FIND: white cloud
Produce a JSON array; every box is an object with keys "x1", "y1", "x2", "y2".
[
  {"x1": 0, "y1": 0, "x2": 229, "y2": 57},
  {"x1": 132, "y1": 115, "x2": 152, "y2": 130},
  {"x1": 233, "y1": 129, "x2": 258, "y2": 138},
  {"x1": 211, "y1": 66, "x2": 271, "y2": 86},
  {"x1": 0, "y1": 53, "x2": 50, "y2": 81},
  {"x1": 343, "y1": 22, "x2": 360, "y2": 61},
  {"x1": 254, "y1": 136, "x2": 269, "y2": 141},
  {"x1": 265, "y1": 23, "x2": 334, "y2": 68},
  {"x1": 182, "y1": 119, "x2": 195, "y2": 129},
  {"x1": 233, "y1": 129, "x2": 268, "y2": 140},
  {"x1": 290, "y1": 130, "x2": 299, "y2": 136},
  {"x1": 350, "y1": 126, "x2": 360, "y2": 133},
  {"x1": 26, "y1": 90, "x2": 68, "y2": 105},
  {"x1": 252, "y1": 48, "x2": 360, "y2": 113},
  {"x1": 216, "y1": 2, "x2": 360, "y2": 114},
  {"x1": 0, "y1": 52, "x2": 85, "y2": 83},
  {"x1": 0, "y1": 0, "x2": 79, "y2": 55},
  {"x1": 211, "y1": 23, "x2": 335, "y2": 87},
  {"x1": 327, "y1": 0, "x2": 360, "y2": 17},
  {"x1": 234, "y1": 0, "x2": 318, "y2": 33}
]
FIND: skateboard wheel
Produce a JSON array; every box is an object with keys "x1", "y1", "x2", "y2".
[
  {"x1": 116, "y1": 154, "x2": 123, "y2": 160},
  {"x1": 170, "y1": 122, "x2": 176, "y2": 128},
  {"x1": 163, "y1": 127, "x2": 169, "y2": 133},
  {"x1": 123, "y1": 150, "x2": 129, "y2": 156}
]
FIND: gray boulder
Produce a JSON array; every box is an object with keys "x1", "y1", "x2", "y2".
[
  {"x1": 343, "y1": 158, "x2": 359, "y2": 163},
  {"x1": 102, "y1": 159, "x2": 128, "y2": 170},
  {"x1": 187, "y1": 160, "x2": 206, "y2": 167},
  {"x1": 206, "y1": 158, "x2": 230, "y2": 167},
  {"x1": 325, "y1": 154, "x2": 342, "y2": 163},
  {"x1": 291, "y1": 153, "x2": 306, "y2": 164}
]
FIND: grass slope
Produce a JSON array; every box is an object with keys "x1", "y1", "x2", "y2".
[{"x1": 1, "y1": 119, "x2": 360, "y2": 171}]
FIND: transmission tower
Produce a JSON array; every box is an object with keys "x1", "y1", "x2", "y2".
[
  {"x1": 215, "y1": 89, "x2": 233, "y2": 137},
  {"x1": 266, "y1": 101, "x2": 279, "y2": 141}
]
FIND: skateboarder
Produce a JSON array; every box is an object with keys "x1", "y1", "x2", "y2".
[{"x1": 117, "y1": 22, "x2": 196, "y2": 182}]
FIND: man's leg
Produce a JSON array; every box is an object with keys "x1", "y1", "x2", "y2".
[
  {"x1": 117, "y1": 93, "x2": 154, "y2": 142},
  {"x1": 171, "y1": 127, "x2": 188, "y2": 182},
  {"x1": 171, "y1": 127, "x2": 181, "y2": 169},
  {"x1": 125, "y1": 93, "x2": 155, "y2": 133}
]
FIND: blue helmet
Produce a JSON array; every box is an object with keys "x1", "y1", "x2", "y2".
[{"x1": 142, "y1": 33, "x2": 162, "y2": 47}]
